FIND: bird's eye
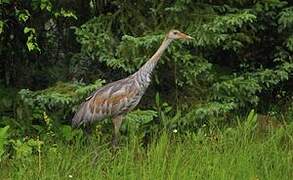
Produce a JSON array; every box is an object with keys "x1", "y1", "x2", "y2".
[{"x1": 174, "y1": 32, "x2": 178, "y2": 35}]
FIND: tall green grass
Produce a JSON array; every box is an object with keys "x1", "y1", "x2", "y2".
[{"x1": 1, "y1": 120, "x2": 292, "y2": 180}]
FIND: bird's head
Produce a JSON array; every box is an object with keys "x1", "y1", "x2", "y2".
[{"x1": 166, "y1": 29, "x2": 193, "y2": 40}]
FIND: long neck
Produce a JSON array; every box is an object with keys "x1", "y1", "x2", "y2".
[
  {"x1": 135, "y1": 37, "x2": 173, "y2": 88},
  {"x1": 138, "y1": 37, "x2": 172, "y2": 75},
  {"x1": 148, "y1": 37, "x2": 173, "y2": 67}
]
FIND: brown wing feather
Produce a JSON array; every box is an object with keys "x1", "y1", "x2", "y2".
[
  {"x1": 90, "y1": 79, "x2": 139, "y2": 116},
  {"x1": 72, "y1": 76, "x2": 140, "y2": 127}
]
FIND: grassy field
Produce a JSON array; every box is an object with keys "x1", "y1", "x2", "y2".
[{"x1": 1, "y1": 118, "x2": 293, "y2": 180}]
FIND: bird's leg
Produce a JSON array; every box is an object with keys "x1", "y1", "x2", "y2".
[
  {"x1": 112, "y1": 115, "x2": 123, "y2": 148},
  {"x1": 82, "y1": 124, "x2": 93, "y2": 144},
  {"x1": 84, "y1": 124, "x2": 93, "y2": 135}
]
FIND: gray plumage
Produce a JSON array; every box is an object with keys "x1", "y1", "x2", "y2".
[{"x1": 72, "y1": 30, "x2": 192, "y2": 146}]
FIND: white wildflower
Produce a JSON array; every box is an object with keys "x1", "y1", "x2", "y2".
[{"x1": 173, "y1": 129, "x2": 178, "y2": 133}]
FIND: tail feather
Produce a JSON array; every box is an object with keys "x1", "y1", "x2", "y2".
[{"x1": 72, "y1": 102, "x2": 87, "y2": 127}]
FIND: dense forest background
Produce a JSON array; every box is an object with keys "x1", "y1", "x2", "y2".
[{"x1": 1, "y1": 0, "x2": 293, "y2": 138}]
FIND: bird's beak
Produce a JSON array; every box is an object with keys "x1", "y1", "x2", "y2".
[
  {"x1": 179, "y1": 32, "x2": 193, "y2": 40},
  {"x1": 185, "y1": 35, "x2": 193, "y2": 40}
]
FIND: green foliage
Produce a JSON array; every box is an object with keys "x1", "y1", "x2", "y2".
[
  {"x1": 54, "y1": 8, "x2": 78, "y2": 19},
  {"x1": 124, "y1": 109, "x2": 158, "y2": 133},
  {"x1": 19, "y1": 80, "x2": 104, "y2": 109},
  {"x1": 278, "y1": 7, "x2": 293, "y2": 31},
  {"x1": 1, "y1": 0, "x2": 77, "y2": 51},
  {"x1": 286, "y1": 35, "x2": 293, "y2": 51},
  {"x1": 194, "y1": 10, "x2": 256, "y2": 50},
  {"x1": 0, "y1": 0, "x2": 77, "y2": 86},
  {"x1": 10, "y1": 138, "x2": 43, "y2": 160},
  {"x1": 17, "y1": 80, "x2": 104, "y2": 132},
  {"x1": 236, "y1": 109, "x2": 258, "y2": 142},
  {"x1": 0, "y1": 1, "x2": 293, "y2": 165},
  {"x1": 24, "y1": 27, "x2": 40, "y2": 52},
  {"x1": 59, "y1": 125, "x2": 83, "y2": 142},
  {"x1": 0, "y1": 118, "x2": 292, "y2": 179},
  {"x1": 0, "y1": 126, "x2": 9, "y2": 161}
]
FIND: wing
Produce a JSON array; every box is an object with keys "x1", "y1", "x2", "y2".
[
  {"x1": 72, "y1": 75, "x2": 140, "y2": 127},
  {"x1": 87, "y1": 77, "x2": 139, "y2": 118},
  {"x1": 85, "y1": 76, "x2": 132, "y2": 101}
]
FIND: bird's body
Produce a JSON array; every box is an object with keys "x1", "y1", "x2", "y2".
[
  {"x1": 72, "y1": 72, "x2": 149, "y2": 127},
  {"x1": 72, "y1": 30, "x2": 192, "y2": 146}
]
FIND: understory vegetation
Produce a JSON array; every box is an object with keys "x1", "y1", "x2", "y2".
[
  {"x1": 1, "y1": 111, "x2": 293, "y2": 179},
  {"x1": 0, "y1": 0, "x2": 293, "y2": 179}
]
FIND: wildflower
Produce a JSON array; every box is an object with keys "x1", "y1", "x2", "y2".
[
  {"x1": 173, "y1": 129, "x2": 178, "y2": 133},
  {"x1": 68, "y1": 175, "x2": 73, "y2": 178}
]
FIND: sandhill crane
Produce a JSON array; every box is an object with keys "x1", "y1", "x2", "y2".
[{"x1": 72, "y1": 30, "x2": 193, "y2": 146}]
